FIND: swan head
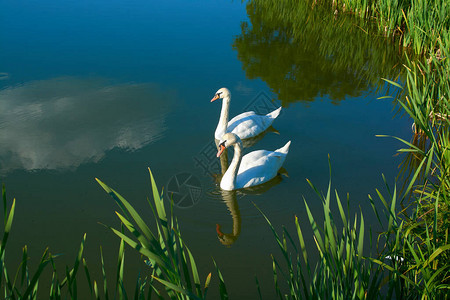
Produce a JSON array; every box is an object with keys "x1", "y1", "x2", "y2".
[
  {"x1": 216, "y1": 223, "x2": 239, "y2": 246},
  {"x1": 211, "y1": 87, "x2": 231, "y2": 102},
  {"x1": 216, "y1": 132, "x2": 241, "y2": 157}
]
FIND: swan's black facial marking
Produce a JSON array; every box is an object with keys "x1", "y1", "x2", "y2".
[
  {"x1": 216, "y1": 140, "x2": 227, "y2": 157},
  {"x1": 216, "y1": 92, "x2": 223, "y2": 97}
]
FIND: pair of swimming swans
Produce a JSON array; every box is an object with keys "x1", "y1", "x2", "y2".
[{"x1": 211, "y1": 88, "x2": 290, "y2": 191}]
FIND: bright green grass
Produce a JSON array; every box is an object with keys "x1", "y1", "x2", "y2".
[{"x1": 1, "y1": 1, "x2": 448, "y2": 298}]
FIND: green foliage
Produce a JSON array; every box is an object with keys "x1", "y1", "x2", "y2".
[
  {"x1": 96, "y1": 168, "x2": 216, "y2": 299},
  {"x1": 264, "y1": 167, "x2": 448, "y2": 299},
  {"x1": 0, "y1": 2, "x2": 448, "y2": 298},
  {"x1": 0, "y1": 169, "x2": 219, "y2": 300},
  {"x1": 0, "y1": 185, "x2": 85, "y2": 299},
  {"x1": 245, "y1": 0, "x2": 449, "y2": 298},
  {"x1": 371, "y1": 178, "x2": 450, "y2": 299},
  {"x1": 261, "y1": 160, "x2": 385, "y2": 299},
  {"x1": 378, "y1": 42, "x2": 450, "y2": 299},
  {"x1": 327, "y1": 0, "x2": 450, "y2": 57}
]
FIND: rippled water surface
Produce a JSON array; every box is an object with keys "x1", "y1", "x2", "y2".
[{"x1": 0, "y1": 0, "x2": 412, "y2": 298}]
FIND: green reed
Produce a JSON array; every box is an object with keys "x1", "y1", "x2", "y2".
[
  {"x1": 257, "y1": 159, "x2": 384, "y2": 299},
  {"x1": 1, "y1": 159, "x2": 448, "y2": 299},
  {"x1": 96, "y1": 168, "x2": 218, "y2": 300},
  {"x1": 369, "y1": 177, "x2": 450, "y2": 299},
  {"x1": 0, "y1": 170, "x2": 220, "y2": 300},
  {"x1": 262, "y1": 165, "x2": 449, "y2": 299},
  {"x1": 329, "y1": 0, "x2": 450, "y2": 57},
  {"x1": 378, "y1": 46, "x2": 450, "y2": 298},
  {"x1": 0, "y1": 185, "x2": 151, "y2": 299},
  {"x1": 237, "y1": 1, "x2": 449, "y2": 297},
  {"x1": 327, "y1": 0, "x2": 450, "y2": 297}
]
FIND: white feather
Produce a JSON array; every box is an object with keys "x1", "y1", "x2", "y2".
[
  {"x1": 219, "y1": 133, "x2": 290, "y2": 191},
  {"x1": 212, "y1": 88, "x2": 281, "y2": 140}
]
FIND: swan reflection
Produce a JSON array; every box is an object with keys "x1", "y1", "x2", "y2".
[
  {"x1": 216, "y1": 189, "x2": 241, "y2": 247},
  {"x1": 213, "y1": 147, "x2": 286, "y2": 246},
  {"x1": 0, "y1": 77, "x2": 173, "y2": 174}
]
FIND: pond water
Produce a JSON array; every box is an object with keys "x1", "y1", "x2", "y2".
[{"x1": 1, "y1": 0, "x2": 412, "y2": 298}]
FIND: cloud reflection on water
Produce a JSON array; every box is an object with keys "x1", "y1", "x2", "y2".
[{"x1": 0, "y1": 77, "x2": 173, "y2": 173}]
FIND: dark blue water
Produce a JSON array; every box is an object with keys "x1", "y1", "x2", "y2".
[{"x1": 0, "y1": 0, "x2": 412, "y2": 298}]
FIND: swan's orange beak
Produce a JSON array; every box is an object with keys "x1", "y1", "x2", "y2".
[
  {"x1": 217, "y1": 144, "x2": 226, "y2": 157},
  {"x1": 216, "y1": 224, "x2": 224, "y2": 238},
  {"x1": 211, "y1": 94, "x2": 220, "y2": 102}
]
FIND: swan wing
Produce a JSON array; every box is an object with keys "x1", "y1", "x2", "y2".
[
  {"x1": 228, "y1": 111, "x2": 256, "y2": 123},
  {"x1": 234, "y1": 148, "x2": 289, "y2": 189},
  {"x1": 226, "y1": 108, "x2": 281, "y2": 140}
]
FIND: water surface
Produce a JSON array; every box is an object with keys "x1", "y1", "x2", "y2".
[{"x1": 0, "y1": 0, "x2": 411, "y2": 298}]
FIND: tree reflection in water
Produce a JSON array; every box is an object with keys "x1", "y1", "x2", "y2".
[{"x1": 233, "y1": 0, "x2": 405, "y2": 105}]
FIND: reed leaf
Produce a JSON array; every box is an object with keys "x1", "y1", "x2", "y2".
[
  {"x1": 21, "y1": 249, "x2": 51, "y2": 299},
  {"x1": 96, "y1": 178, "x2": 159, "y2": 249},
  {"x1": 82, "y1": 258, "x2": 93, "y2": 295},
  {"x1": 100, "y1": 247, "x2": 109, "y2": 300},
  {"x1": 213, "y1": 259, "x2": 228, "y2": 300},
  {"x1": 116, "y1": 235, "x2": 126, "y2": 299},
  {"x1": 115, "y1": 212, "x2": 153, "y2": 252},
  {"x1": 109, "y1": 227, "x2": 167, "y2": 269}
]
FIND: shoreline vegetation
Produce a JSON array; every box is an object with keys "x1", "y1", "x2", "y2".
[{"x1": 1, "y1": 0, "x2": 449, "y2": 299}]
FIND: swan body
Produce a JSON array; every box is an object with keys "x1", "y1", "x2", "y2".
[
  {"x1": 217, "y1": 133, "x2": 290, "y2": 191},
  {"x1": 211, "y1": 88, "x2": 281, "y2": 141}
]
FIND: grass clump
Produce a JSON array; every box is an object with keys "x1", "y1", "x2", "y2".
[
  {"x1": 96, "y1": 168, "x2": 220, "y2": 299},
  {"x1": 258, "y1": 160, "x2": 384, "y2": 299},
  {"x1": 0, "y1": 170, "x2": 221, "y2": 299},
  {"x1": 329, "y1": 0, "x2": 450, "y2": 57},
  {"x1": 237, "y1": 2, "x2": 449, "y2": 296},
  {"x1": 264, "y1": 163, "x2": 449, "y2": 299},
  {"x1": 1, "y1": 161, "x2": 447, "y2": 299},
  {"x1": 0, "y1": 186, "x2": 94, "y2": 299}
]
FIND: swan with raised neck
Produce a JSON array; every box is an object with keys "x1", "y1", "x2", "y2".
[
  {"x1": 211, "y1": 87, "x2": 282, "y2": 141},
  {"x1": 216, "y1": 133, "x2": 291, "y2": 191}
]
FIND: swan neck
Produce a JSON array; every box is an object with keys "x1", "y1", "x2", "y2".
[
  {"x1": 216, "y1": 96, "x2": 230, "y2": 138},
  {"x1": 222, "y1": 141, "x2": 242, "y2": 190},
  {"x1": 222, "y1": 191, "x2": 241, "y2": 237}
]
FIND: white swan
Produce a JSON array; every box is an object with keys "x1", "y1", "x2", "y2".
[
  {"x1": 211, "y1": 88, "x2": 282, "y2": 141},
  {"x1": 216, "y1": 133, "x2": 291, "y2": 191}
]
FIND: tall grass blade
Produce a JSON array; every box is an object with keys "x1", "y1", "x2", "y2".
[
  {"x1": 21, "y1": 249, "x2": 51, "y2": 299},
  {"x1": 203, "y1": 272, "x2": 211, "y2": 299},
  {"x1": 0, "y1": 199, "x2": 15, "y2": 259},
  {"x1": 100, "y1": 247, "x2": 109, "y2": 300},
  {"x1": 96, "y1": 178, "x2": 158, "y2": 247},
  {"x1": 2, "y1": 185, "x2": 6, "y2": 227},
  {"x1": 82, "y1": 258, "x2": 93, "y2": 295},
  {"x1": 213, "y1": 259, "x2": 228, "y2": 300},
  {"x1": 148, "y1": 169, "x2": 169, "y2": 239},
  {"x1": 116, "y1": 235, "x2": 126, "y2": 299},
  {"x1": 109, "y1": 227, "x2": 168, "y2": 269}
]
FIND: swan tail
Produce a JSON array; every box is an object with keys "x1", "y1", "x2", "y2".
[
  {"x1": 266, "y1": 107, "x2": 282, "y2": 119},
  {"x1": 276, "y1": 140, "x2": 291, "y2": 155},
  {"x1": 268, "y1": 126, "x2": 280, "y2": 135}
]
